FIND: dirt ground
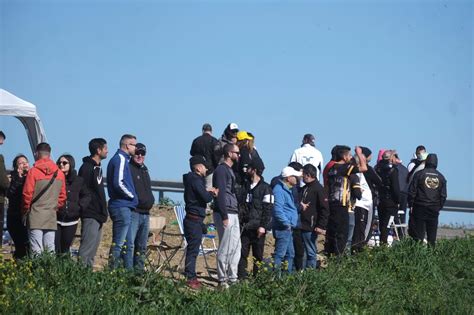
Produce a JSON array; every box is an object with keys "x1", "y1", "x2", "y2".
[{"x1": 71, "y1": 205, "x2": 325, "y2": 288}]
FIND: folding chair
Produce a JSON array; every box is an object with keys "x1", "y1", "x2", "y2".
[
  {"x1": 388, "y1": 210, "x2": 408, "y2": 241},
  {"x1": 146, "y1": 216, "x2": 185, "y2": 278},
  {"x1": 173, "y1": 205, "x2": 218, "y2": 278}
]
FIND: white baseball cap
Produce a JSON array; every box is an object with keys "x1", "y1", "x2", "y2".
[{"x1": 281, "y1": 166, "x2": 302, "y2": 178}]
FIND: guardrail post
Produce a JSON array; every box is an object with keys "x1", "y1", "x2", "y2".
[{"x1": 158, "y1": 190, "x2": 164, "y2": 202}]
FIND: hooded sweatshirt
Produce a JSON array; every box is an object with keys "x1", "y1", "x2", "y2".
[
  {"x1": 183, "y1": 171, "x2": 213, "y2": 218},
  {"x1": 22, "y1": 157, "x2": 67, "y2": 230},
  {"x1": 78, "y1": 156, "x2": 108, "y2": 223},
  {"x1": 408, "y1": 154, "x2": 447, "y2": 212},
  {"x1": 57, "y1": 170, "x2": 91, "y2": 224}
]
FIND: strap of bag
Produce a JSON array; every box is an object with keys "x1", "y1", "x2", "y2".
[{"x1": 30, "y1": 170, "x2": 59, "y2": 206}]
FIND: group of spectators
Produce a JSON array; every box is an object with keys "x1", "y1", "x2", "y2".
[
  {"x1": 0, "y1": 124, "x2": 447, "y2": 290},
  {"x1": 0, "y1": 132, "x2": 154, "y2": 272},
  {"x1": 184, "y1": 123, "x2": 447, "y2": 289}
]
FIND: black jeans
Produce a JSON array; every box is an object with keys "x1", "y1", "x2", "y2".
[
  {"x1": 183, "y1": 217, "x2": 204, "y2": 280},
  {"x1": 325, "y1": 206, "x2": 349, "y2": 256},
  {"x1": 292, "y1": 228, "x2": 304, "y2": 271},
  {"x1": 352, "y1": 207, "x2": 368, "y2": 253},
  {"x1": 55, "y1": 224, "x2": 78, "y2": 254},
  {"x1": 6, "y1": 213, "x2": 29, "y2": 259},
  {"x1": 378, "y1": 205, "x2": 398, "y2": 244},
  {"x1": 412, "y1": 206, "x2": 439, "y2": 247},
  {"x1": 238, "y1": 229, "x2": 265, "y2": 279}
]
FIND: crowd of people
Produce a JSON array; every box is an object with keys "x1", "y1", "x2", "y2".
[{"x1": 0, "y1": 123, "x2": 447, "y2": 290}]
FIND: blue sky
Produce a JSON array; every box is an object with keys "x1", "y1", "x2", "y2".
[{"x1": 1, "y1": 1, "x2": 472, "y2": 224}]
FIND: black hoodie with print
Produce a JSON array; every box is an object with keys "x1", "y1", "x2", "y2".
[{"x1": 408, "y1": 154, "x2": 447, "y2": 211}]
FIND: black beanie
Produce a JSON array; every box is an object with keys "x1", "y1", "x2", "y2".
[{"x1": 360, "y1": 147, "x2": 372, "y2": 158}]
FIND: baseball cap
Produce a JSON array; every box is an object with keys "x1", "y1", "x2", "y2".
[
  {"x1": 135, "y1": 143, "x2": 146, "y2": 155},
  {"x1": 228, "y1": 123, "x2": 239, "y2": 132},
  {"x1": 237, "y1": 131, "x2": 253, "y2": 141},
  {"x1": 281, "y1": 166, "x2": 302, "y2": 178}
]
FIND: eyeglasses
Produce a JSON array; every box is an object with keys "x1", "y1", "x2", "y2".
[
  {"x1": 232, "y1": 151, "x2": 241, "y2": 156},
  {"x1": 127, "y1": 143, "x2": 137, "y2": 147},
  {"x1": 59, "y1": 161, "x2": 69, "y2": 166}
]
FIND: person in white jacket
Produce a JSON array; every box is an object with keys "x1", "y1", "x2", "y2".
[{"x1": 289, "y1": 134, "x2": 324, "y2": 181}]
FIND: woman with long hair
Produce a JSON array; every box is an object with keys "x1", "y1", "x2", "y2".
[
  {"x1": 55, "y1": 154, "x2": 90, "y2": 254},
  {"x1": 7, "y1": 154, "x2": 30, "y2": 259}
]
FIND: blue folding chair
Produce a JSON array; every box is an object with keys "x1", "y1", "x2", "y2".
[{"x1": 174, "y1": 206, "x2": 217, "y2": 278}]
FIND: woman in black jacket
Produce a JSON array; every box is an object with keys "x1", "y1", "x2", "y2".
[
  {"x1": 56, "y1": 155, "x2": 91, "y2": 254},
  {"x1": 7, "y1": 154, "x2": 30, "y2": 259}
]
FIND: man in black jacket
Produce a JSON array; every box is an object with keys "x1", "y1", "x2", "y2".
[
  {"x1": 190, "y1": 123, "x2": 219, "y2": 189},
  {"x1": 300, "y1": 164, "x2": 329, "y2": 268},
  {"x1": 408, "y1": 153, "x2": 447, "y2": 246},
  {"x1": 126, "y1": 143, "x2": 155, "y2": 271},
  {"x1": 237, "y1": 158, "x2": 273, "y2": 279},
  {"x1": 78, "y1": 138, "x2": 108, "y2": 267},
  {"x1": 375, "y1": 150, "x2": 401, "y2": 244},
  {"x1": 183, "y1": 155, "x2": 218, "y2": 289}
]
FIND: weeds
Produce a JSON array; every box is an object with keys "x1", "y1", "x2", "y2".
[{"x1": 1, "y1": 237, "x2": 473, "y2": 314}]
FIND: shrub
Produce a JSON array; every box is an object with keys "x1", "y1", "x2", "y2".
[{"x1": 1, "y1": 237, "x2": 473, "y2": 314}]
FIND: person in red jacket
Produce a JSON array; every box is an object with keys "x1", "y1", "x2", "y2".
[{"x1": 22, "y1": 143, "x2": 66, "y2": 255}]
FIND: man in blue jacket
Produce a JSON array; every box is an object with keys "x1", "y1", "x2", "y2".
[
  {"x1": 107, "y1": 134, "x2": 138, "y2": 269},
  {"x1": 183, "y1": 155, "x2": 218, "y2": 289},
  {"x1": 272, "y1": 166, "x2": 302, "y2": 274}
]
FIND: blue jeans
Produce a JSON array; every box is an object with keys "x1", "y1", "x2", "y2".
[
  {"x1": 301, "y1": 231, "x2": 318, "y2": 268},
  {"x1": 108, "y1": 207, "x2": 132, "y2": 269},
  {"x1": 273, "y1": 229, "x2": 294, "y2": 274},
  {"x1": 124, "y1": 211, "x2": 150, "y2": 271}
]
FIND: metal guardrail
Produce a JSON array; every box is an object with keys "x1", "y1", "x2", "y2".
[{"x1": 151, "y1": 179, "x2": 474, "y2": 214}]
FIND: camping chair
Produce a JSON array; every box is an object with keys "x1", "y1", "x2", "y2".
[
  {"x1": 173, "y1": 205, "x2": 218, "y2": 278},
  {"x1": 388, "y1": 210, "x2": 408, "y2": 241},
  {"x1": 146, "y1": 216, "x2": 185, "y2": 278}
]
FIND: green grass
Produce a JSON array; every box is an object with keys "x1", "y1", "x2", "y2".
[{"x1": 1, "y1": 237, "x2": 473, "y2": 314}]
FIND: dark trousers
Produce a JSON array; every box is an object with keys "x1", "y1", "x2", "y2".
[
  {"x1": 292, "y1": 228, "x2": 304, "y2": 270},
  {"x1": 412, "y1": 206, "x2": 439, "y2": 246},
  {"x1": 55, "y1": 224, "x2": 78, "y2": 254},
  {"x1": 183, "y1": 217, "x2": 204, "y2": 280},
  {"x1": 0, "y1": 202, "x2": 4, "y2": 247},
  {"x1": 325, "y1": 206, "x2": 349, "y2": 256},
  {"x1": 238, "y1": 229, "x2": 265, "y2": 279},
  {"x1": 352, "y1": 207, "x2": 368, "y2": 253},
  {"x1": 378, "y1": 205, "x2": 398, "y2": 244},
  {"x1": 6, "y1": 213, "x2": 29, "y2": 259}
]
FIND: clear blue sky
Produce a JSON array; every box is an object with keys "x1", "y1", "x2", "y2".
[{"x1": 1, "y1": 1, "x2": 472, "y2": 224}]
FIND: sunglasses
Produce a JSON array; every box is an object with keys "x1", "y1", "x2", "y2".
[
  {"x1": 59, "y1": 161, "x2": 69, "y2": 166},
  {"x1": 135, "y1": 152, "x2": 146, "y2": 157}
]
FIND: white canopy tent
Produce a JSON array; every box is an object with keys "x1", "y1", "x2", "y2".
[{"x1": 0, "y1": 89, "x2": 47, "y2": 154}]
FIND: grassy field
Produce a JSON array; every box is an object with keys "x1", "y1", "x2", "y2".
[{"x1": 1, "y1": 237, "x2": 473, "y2": 314}]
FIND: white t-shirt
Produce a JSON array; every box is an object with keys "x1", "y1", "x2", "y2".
[{"x1": 290, "y1": 144, "x2": 324, "y2": 179}]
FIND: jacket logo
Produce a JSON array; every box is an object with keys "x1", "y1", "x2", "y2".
[{"x1": 425, "y1": 176, "x2": 439, "y2": 189}]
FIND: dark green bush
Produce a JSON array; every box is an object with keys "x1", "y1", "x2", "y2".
[{"x1": 1, "y1": 237, "x2": 473, "y2": 314}]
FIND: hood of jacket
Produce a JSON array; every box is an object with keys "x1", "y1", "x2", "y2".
[
  {"x1": 34, "y1": 157, "x2": 59, "y2": 175},
  {"x1": 82, "y1": 156, "x2": 100, "y2": 167},
  {"x1": 425, "y1": 153, "x2": 438, "y2": 169}
]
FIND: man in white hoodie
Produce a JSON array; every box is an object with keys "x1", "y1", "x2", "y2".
[{"x1": 289, "y1": 134, "x2": 324, "y2": 182}]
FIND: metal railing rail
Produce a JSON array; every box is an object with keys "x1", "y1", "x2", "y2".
[{"x1": 150, "y1": 179, "x2": 474, "y2": 214}]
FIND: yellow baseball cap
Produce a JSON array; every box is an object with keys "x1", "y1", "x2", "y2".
[{"x1": 237, "y1": 131, "x2": 253, "y2": 141}]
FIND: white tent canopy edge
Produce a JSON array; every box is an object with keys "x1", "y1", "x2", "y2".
[{"x1": 0, "y1": 88, "x2": 47, "y2": 155}]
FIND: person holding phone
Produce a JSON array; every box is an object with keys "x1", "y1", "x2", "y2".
[{"x1": 6, "y1": 154, "x2": 30, "y2": 258}]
